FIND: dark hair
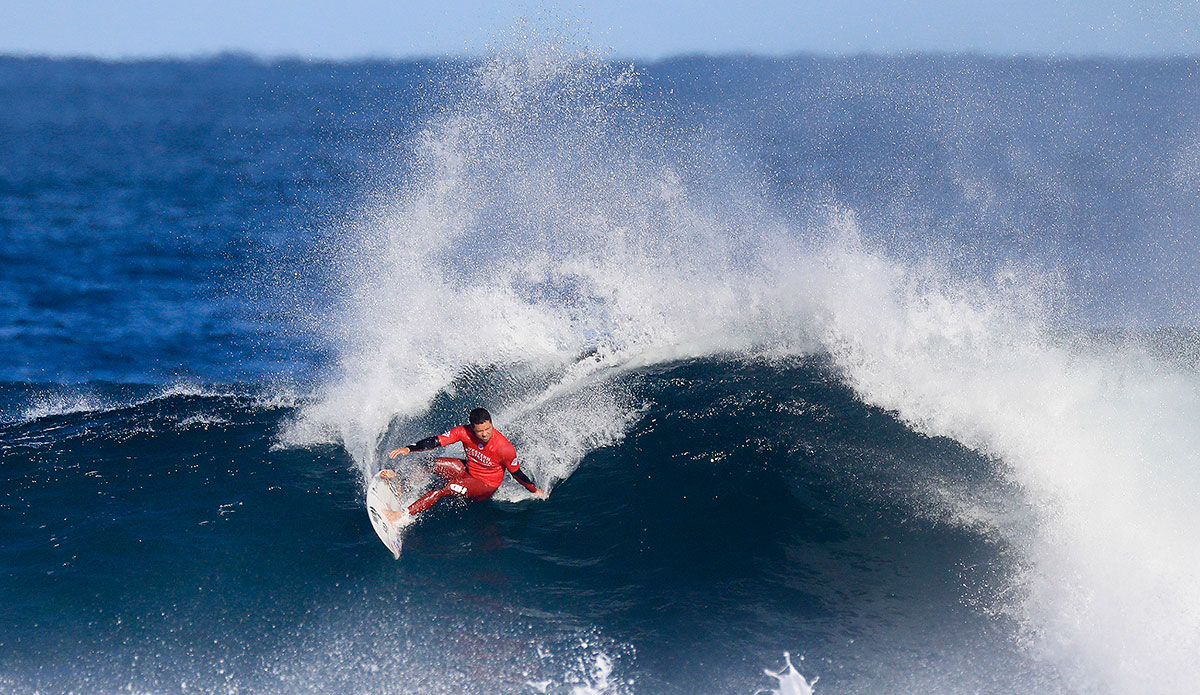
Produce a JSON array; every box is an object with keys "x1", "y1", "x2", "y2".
[{"x1": 468, "y1": 407, "x2": 492, "y2": 425}]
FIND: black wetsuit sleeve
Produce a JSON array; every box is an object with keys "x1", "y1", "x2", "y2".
[
  {"x1": 407, "y1": 435, "x2": 442, "y2": 452},
  {"x1": 510, "y1": 466, "x2": 538, "y2": 491}
]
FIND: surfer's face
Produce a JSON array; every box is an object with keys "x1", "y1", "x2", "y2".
[{"x1": 471, "y1": 420, "x2": 494, "y2": 444}]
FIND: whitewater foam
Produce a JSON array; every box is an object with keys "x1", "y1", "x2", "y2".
[
  {"x1": 19, "y1": 391, "x2": 109, "y2": 422},
  {"x1": 802, "y1": 230, "x2": 1200, "y2": 694},
  {"x1": 757, "y1": 653, "x2": 818, "y2": 695},
  {"x1": 7, "y1": 382, "x2": 302, "y2": 430}
]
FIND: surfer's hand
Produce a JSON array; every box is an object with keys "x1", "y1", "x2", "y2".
[
  {"x1": 531, "y1": 488, "x2": 549, "y2": 500},
  {"x1": 387, "y1": 447, "x2": 411, "y2": 459},
  {"x1": 379, "y1": 469, "x2": 396, "y2": 479}
]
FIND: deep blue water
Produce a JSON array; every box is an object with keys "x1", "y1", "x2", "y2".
[
  {"x1": 1, "y1": 52, "x2": 1198, "y2": 694},
  {"x1": 1, "y1": 360, "x2": 1039, "y2": 694}
]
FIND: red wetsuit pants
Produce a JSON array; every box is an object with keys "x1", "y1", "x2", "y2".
[{"x1": 407, "y1": 458, "x2": 499, "y2": 515}]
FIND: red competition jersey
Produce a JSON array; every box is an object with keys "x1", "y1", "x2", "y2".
[{"x1": 436, "y1": 425, "x2": 520, "y2": 488}]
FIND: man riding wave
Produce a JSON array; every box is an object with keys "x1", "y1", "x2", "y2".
[{"x1": 380, "y1": 407, "x2": 547, "y2": 523}]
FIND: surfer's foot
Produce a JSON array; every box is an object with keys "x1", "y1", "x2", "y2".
[{"x1": 383, "y1": 509, "x2": 412, "y2": 527}]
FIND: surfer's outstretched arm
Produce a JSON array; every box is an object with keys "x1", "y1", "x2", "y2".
[
  {"x1": 510, "y1": 467, "x2": 548, "y2": 499},
  {"x1": 387, "y1": 436, "x2": 442, "y2": 459}
]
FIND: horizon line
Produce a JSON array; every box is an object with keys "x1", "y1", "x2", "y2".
[{"x1": 3, "y1": 48, "x2": 1199, "y2": 64}]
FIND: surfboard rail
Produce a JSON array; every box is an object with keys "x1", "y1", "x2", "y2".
[{"x1": 366, "y1": 473, "x2": 406, "y2": 559}]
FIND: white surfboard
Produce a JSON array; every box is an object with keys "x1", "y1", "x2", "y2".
[{"x1": 367, "y1": 473, "x2": 407, "y2": 559}]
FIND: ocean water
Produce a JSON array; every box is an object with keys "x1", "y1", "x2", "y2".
[{"x1": 1, "y1": 43, "x2": 1198, "y2": 695}]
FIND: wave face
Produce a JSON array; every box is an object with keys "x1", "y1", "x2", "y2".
[
  {"x1": 2, "y1": 42, "x2": 1199, "y2": 695},
  {"x1": 0, "y1": 362, "x2": 1055, "y2": 694}
]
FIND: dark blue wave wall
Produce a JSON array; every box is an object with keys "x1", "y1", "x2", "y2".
[{"x1": 0, "y1": 358, "x2": 1058, "y2": 693}]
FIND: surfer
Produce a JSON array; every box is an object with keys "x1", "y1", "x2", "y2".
[{"x1": 380, "y1": 408, "x2": 547, "y2": 522}]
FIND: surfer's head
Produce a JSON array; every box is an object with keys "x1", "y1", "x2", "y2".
[{"x1": 469, "y1": 407, "x2": 494, "y2": 443}]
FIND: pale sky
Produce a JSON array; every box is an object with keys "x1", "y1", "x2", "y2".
[{"x1": 1, "y1": 0, "x2": 1197, "y2": 59}]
